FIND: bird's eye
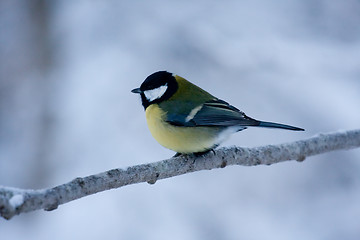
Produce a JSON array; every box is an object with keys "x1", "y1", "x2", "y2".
[{"x1": 143, "y1": 83, "x2": 168, "y2": 102}]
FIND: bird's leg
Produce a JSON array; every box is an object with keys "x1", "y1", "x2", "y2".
[
  {"x1": 193, "y1": 149, "x2": 214, "y2": 157},
  {"x1": 173, "y1": 152, "x2": 182, "y2": 158}
]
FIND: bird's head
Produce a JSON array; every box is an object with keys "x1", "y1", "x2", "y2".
[{"x1": 131, "y1": 71, "x2": 178, "y2": 109}]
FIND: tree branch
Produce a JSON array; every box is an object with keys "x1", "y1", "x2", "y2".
[{"x1": 1, "y1": 129, "x2": 360, "y2": 220}]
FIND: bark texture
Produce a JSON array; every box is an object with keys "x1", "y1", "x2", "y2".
[{"x1": 1, "y1": 129, "x2": 359, "y2": 220}]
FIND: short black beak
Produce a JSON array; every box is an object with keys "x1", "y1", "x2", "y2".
[{"x1": 131, "y1": 88, "x2": 142, "y2": 94}]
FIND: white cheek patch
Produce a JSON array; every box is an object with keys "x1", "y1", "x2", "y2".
[{"x1": 144, "y1": 83, "x2": 168, "y2": 102}]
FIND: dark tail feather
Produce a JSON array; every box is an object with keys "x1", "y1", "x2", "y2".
[{"x1": 258, "y1": 121, "x2": 304, "y2": 131}]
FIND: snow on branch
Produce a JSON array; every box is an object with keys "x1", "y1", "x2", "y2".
[{"x1": 1, "y1": 129, "x2": 360, "y2": 220}]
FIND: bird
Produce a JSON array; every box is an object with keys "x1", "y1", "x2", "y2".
[{"x1": 132, "y1": 71, "x2": 304, "y2": 155}]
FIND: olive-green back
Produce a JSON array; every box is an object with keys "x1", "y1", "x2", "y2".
[{"x1": 159, "y1": 75, "x2": 215, "y2": 115}]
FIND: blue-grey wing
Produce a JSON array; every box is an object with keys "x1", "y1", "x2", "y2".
[{"x1": 166, "y1": 99, "x2": 260, "y2": 127}]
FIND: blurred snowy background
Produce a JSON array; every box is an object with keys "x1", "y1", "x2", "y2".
[{"x1": 1, "y1": 0, "x2": 360, "y2": 239}]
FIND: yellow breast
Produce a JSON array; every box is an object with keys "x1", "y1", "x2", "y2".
[{"x1": 145, "y1": 104, "x2": 219, "y2": 153}]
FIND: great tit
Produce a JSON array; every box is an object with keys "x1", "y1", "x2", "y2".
[{"x1": 132, "y1": 71, "x2": 304, "y2": 155}]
